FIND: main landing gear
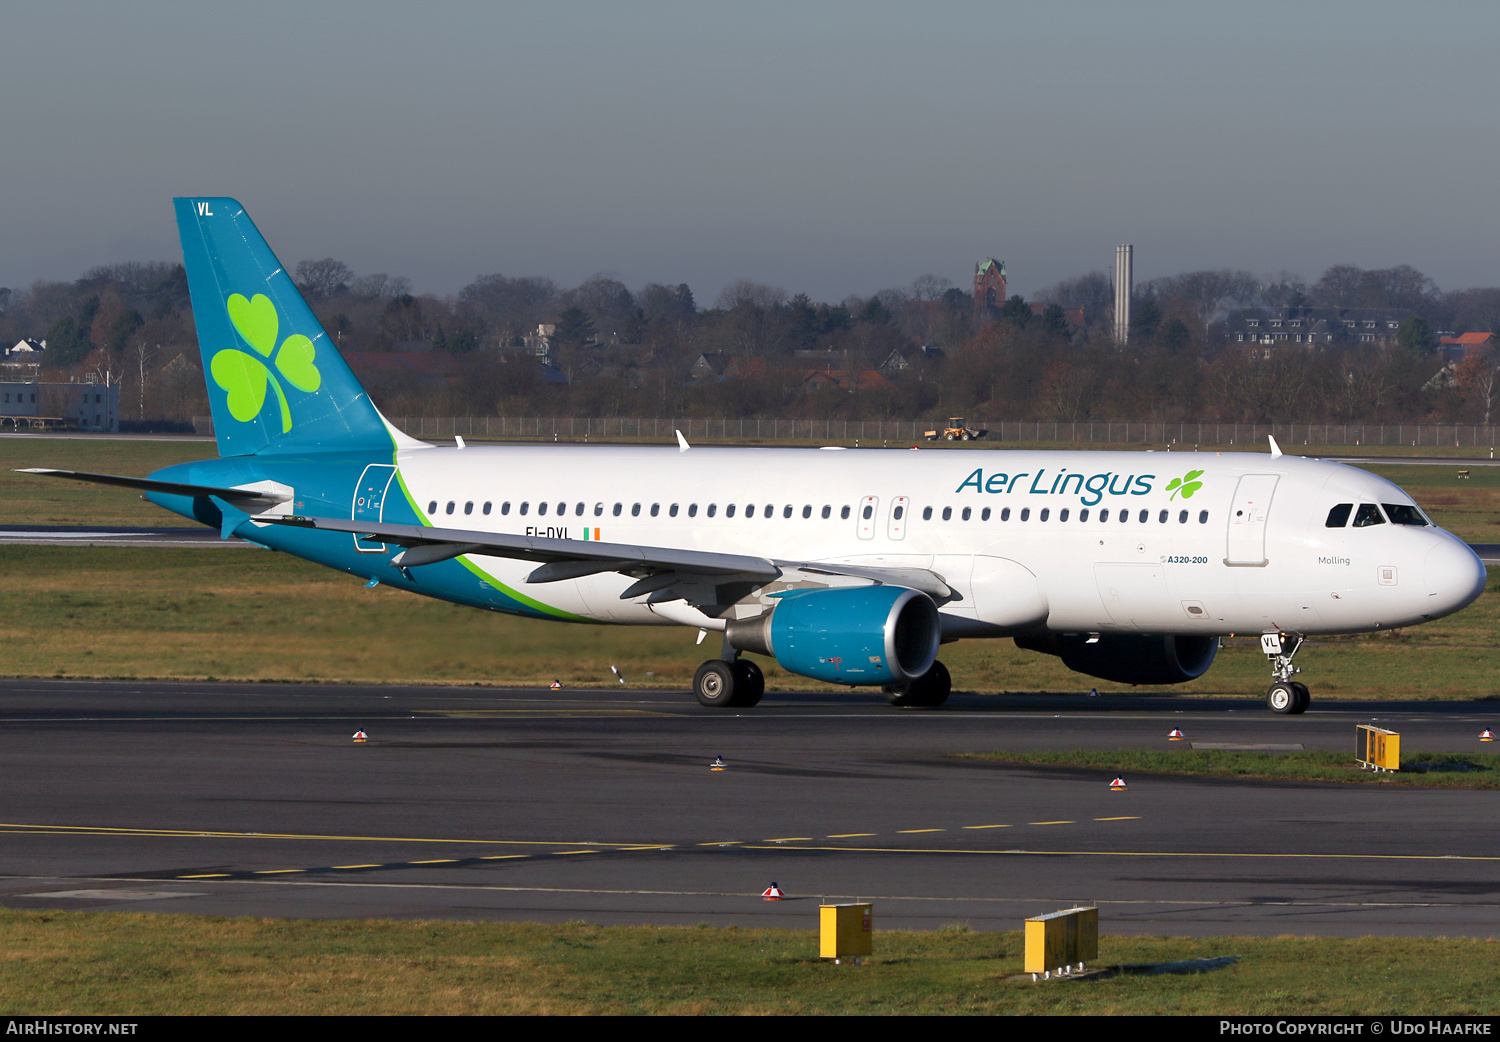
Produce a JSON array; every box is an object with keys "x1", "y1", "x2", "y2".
[
  {"x1": 693, "y1": 656, "x2": 764, "y2": 708},
  {"x1": 884, "y1": 660, "x2": 952, "y2": 708},
  {"x1": 1262, "y1": 632, "x2": 1309, "y2": 715}
]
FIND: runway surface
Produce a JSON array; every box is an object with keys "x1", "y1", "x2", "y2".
[{"x1": 0, "y1": 679, "x2": 1495, "y2": 938}]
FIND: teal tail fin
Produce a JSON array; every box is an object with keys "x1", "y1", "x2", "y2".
[{"x1": 174, "y1": 197, "x2": 394, "y2": 457}]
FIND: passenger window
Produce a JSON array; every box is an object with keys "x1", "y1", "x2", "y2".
[
  {"x1": 556, "y1": 502, "x2": 565, "y2": 515},
  {"x1": 631, "y1": 503, "x2": 641, "y2": 517},
  {"x1": 1020, "y1": 508, "x2": 1030, "y2": 521},
  {"x1": 962, "y1": 506, "x2": 972, "y2": 521},
  {"x1": 784, "y1": 505, "x2": 793, "y2": 518},
  {"x1": 520, "y1": 502, "x2": 529, "y2": 515},
  {"x1": 1158, "y1": 509, "x2": 1167, "y2": 523},
  {"x1": 464, "y1": 502, "x2": 473, "y2": 515},
  {"x1": 501, "y1": 502, "x2": 511, "y2": 515},
  {"x1": 862, "y1": 504, "x2": 873, "y2": 520},
  {"x1": 427, "y1": 501, "x2": 437, "y2": 514},
  {"x1": 922, "y1": 506, "x2": 933, "y2": 520},
  {"x1": 745, "y1": 505, "x2": 754, "y2": 517},
  {"x1": 1119, "y1": 510, "x2": 1128, "y2": 523},
  {"x1": 981, "y1": 507, "x2": 991, "y2": 521},
  {"x1": 1001, "y1": 507, "x2": 1011, "y2": 521},
  {"x1": 483, "y1": 502, "x2": 492, "y2": 515},
  {"x1": 1138, "y1": 509, "x2": 1148, "y2": 523},
  {"x1": 613, "y1": 503, "x2": 623, "y2": 516},
  {"x1": 688, "y1": 504, "x2": 697, "y2": 517},
  {"x1": 802, "y1": 505, "x2": 811, "y2": 518},
  {"x1": 594, "y1": 503, "x2": 604, "y2": 516},
  {"x1": 1040, "y1": 508, "x2": 1050, "y2": 522},
  {"x1": 707, "y1": 504, "x2": 717, "y2": 517},
  {"x1": 1325, "y1": 504, "x2": 1353, "y2": 527},
  {"x1": 894, "y1": 505, "x2": 905, "y2": 520},
  {"x1": 841, "y1": 506, "x2": 851, "y2": 519},
  {"x1": 538, "y1": 502, "x2": 548, "y2": 516},
  {"x1": 1099, "y1": 509, "x2": 1109, "y2": 522},
  {"x1": 1382, "y1": 503, "x2": 1427, "y2": 526},
  {"x1": 445, "y1": 501, "x2": 455, "y2": 514},
  {"x1": 822, "y1": 505, "x2": 832, "y2": 519},
  {"x1": 576, "y1": 503, "x2": 585, "y2": 516},
  {"x1": 942, "y1": 507, "x2": 952, "y2": 521},
  {"x1": 670, "y1": 504, "x2": 679, "y2": 517},
  {"x1": 1079, "y1": 508, "x2": 1088, "y2": 521},
  {"x1": 1198, "y1": 510, "x2": 1209, "y2": 524},
  {"x1": 1059, "y1": 508, "x2": 1069, "y2": 522},
  {"x1": 1353, "y1": 503, "x2": 1386, "y2": 527},
  {"x1": 650, "y1": 504, "x2": 659, "y2": 517},
  {"x1": 726, "y1": 504, "x2": 737, "y2": 518},
  {"x1": 1178, "y1": 509, "x2": 1187, "y2": 523}
]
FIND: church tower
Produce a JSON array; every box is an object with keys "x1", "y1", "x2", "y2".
[{"x1": 974, "y1": 258, "x2": 1006, "y2": 312}]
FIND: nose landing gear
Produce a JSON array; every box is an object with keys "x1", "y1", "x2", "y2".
[{"x1": 1262, "y1": 632, "x2": 1309, "y2": 714}]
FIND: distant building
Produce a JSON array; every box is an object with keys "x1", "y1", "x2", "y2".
[
  {"x1": 1222, "y1": 306, "x2": 1416, "y2": 348},
  {"x1": 1439, "y1": 331, "x2": 1494, "y2": 365},
  {"x1": 0, "y1": 378, "x2": 118, "y2": 431},
  {"x1": 1028, "y1": 302, "x2": 1085, "y2": 330},
  {"x1": 973, "y1": 258, "x2": 1007, "y2": 311}
]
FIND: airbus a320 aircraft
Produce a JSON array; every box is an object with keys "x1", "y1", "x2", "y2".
[{"x1": 25, "y1": 199, "x2": 1488, "y2": 713}]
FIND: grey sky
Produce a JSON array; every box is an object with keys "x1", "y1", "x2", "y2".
[{"x1": 2, "y1": 1, "x2": 1497, "y2": 304}]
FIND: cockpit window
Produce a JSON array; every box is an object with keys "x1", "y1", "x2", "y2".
[
  {"x1": 1381, "y1": 503, "x2": 1428, "y2": 526},
  {"x1": 1352, "y1": 503, "x2": 1386, "y2": 527},
  {"x1": 1325, "y1": 503, "x2": 1353, "y2": 528}
]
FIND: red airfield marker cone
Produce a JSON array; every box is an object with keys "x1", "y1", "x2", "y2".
[
  {"x1": 1481, "y1": 729, "x2": 1495, "y2": 742},
  {"x1": 762, "y1": 883, "x2": 784, "y2": 901},
  {"x1": 352, "y1": 730, "x2": 368, "y2": 743},
  {"x1": 1109, "y1": 775, "x2": 1127, "y2": 791},
  {"x1": 1168, "y1": 728, "x2": 1185, "y2": 741}
]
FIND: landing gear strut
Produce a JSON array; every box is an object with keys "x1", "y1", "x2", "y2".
[
  {"x1": 1263, "y1": 632, "x2": 1309, "y2": 714},
  {"x1": 884, "y1": 660, "x2": 951, "y2": 708}
]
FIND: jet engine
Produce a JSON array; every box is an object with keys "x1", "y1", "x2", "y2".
[
  {"x1": 1014, "y1": 632, "x2": 1217, "y2": 685},
  {"x1": 726, "y1": 586, "x2": 940, "y2": 685}
]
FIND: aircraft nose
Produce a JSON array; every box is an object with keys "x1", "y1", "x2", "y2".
[{"x1": 1424, "y1": 538, "x2": 1487, "y2": 618}]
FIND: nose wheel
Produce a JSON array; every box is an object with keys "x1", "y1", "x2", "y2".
[{"x1": 1262, "y1": 632, "x2": 1309, "y2": 714}]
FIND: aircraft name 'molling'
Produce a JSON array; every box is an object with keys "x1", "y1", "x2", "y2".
[{"x1": 955, "y1": 468, "x2": 1156, "y2": 506}]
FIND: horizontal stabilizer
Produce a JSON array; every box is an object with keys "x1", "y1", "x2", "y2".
[{"x1": 16, "y1": 469, "x2": 291, "y2": 507}]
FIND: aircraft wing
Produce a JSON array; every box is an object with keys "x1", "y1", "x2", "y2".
[
  {"x1": 262, "y1": 515, "x2": 952, "y2": 602},
  {"x1": 16, "y1": 468, "x2": 290, "y2": 507}
]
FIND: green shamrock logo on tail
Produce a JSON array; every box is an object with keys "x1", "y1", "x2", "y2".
[
  {"x1": 212, "y1": 293, "x2": 322, "y2": 432},
  {"x1": 1165, "y1": 469, "x2": 1205, "y2": 501}
]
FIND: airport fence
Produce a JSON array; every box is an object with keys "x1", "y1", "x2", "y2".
[{"x1": 381, "y1": 416, "x2": 1500, "y2": 448}]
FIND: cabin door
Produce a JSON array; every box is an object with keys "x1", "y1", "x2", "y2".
[
  {"x1": 352, "y1": 464, "x2": 397, "y2": 553},
  {"x1": 1225, "y1": 474, "x2": 1279, "y2": 566}
]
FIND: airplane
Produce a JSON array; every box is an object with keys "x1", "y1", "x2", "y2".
[{"x1": 22, "y1": 198, "x2": 1488, "y2": 714}]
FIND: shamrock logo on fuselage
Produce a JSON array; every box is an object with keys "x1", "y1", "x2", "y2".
[
  {"x1": 1164, "y1": 469, "x2": 1205, "y2": 501},
  {"x1": 211, "y1": 293, "x2": 321, "y2": 432}
]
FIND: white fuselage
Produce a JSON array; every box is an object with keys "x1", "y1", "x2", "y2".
[{"x1": 393, "y1": 444, "x2": 1486, "y2": 637}]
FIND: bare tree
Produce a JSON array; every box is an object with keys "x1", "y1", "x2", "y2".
[{"x1": 294, "y1": 259, "x2": 354, "y2": 301}]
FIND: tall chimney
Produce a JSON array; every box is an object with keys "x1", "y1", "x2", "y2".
[{"x1": 1114, "y1": 244, "x2": 1133, "y2": 345}]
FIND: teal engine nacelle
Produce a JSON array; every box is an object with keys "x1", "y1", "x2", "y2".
[{"x1": 725, "y1": 586, "x2": 941, "y2": 685}]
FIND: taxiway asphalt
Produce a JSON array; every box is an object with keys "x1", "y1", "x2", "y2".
[{"x1": 0, "y1": 679, "x2": 1494, "y2": 938}]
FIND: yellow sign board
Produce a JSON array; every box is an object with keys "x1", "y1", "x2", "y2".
[
  {"x1": 1024, "y1": 907, "x2": 1098, "y2": 974},
  {"x1": 1356, "y1": 724, "x2": 1400, "y2": 771},
  {"x1": 820, "y1": 903, "x2": 873, "y2": 959}
]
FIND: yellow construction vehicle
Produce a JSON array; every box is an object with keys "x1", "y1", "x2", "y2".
[{"x1": 924, "y1": 417, "x2": 987, "y2": 441}]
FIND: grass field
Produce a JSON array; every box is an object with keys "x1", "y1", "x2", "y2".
[
  {"x1": 956, "y1": 749, "x2": 1500, "y2": 788},
  {"x1": 0, "y1": 911, "x2": 1493, "y2": 1015},
  {"x1": 0, "y1": 436, "x2": 1497, "y2": 696}
]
